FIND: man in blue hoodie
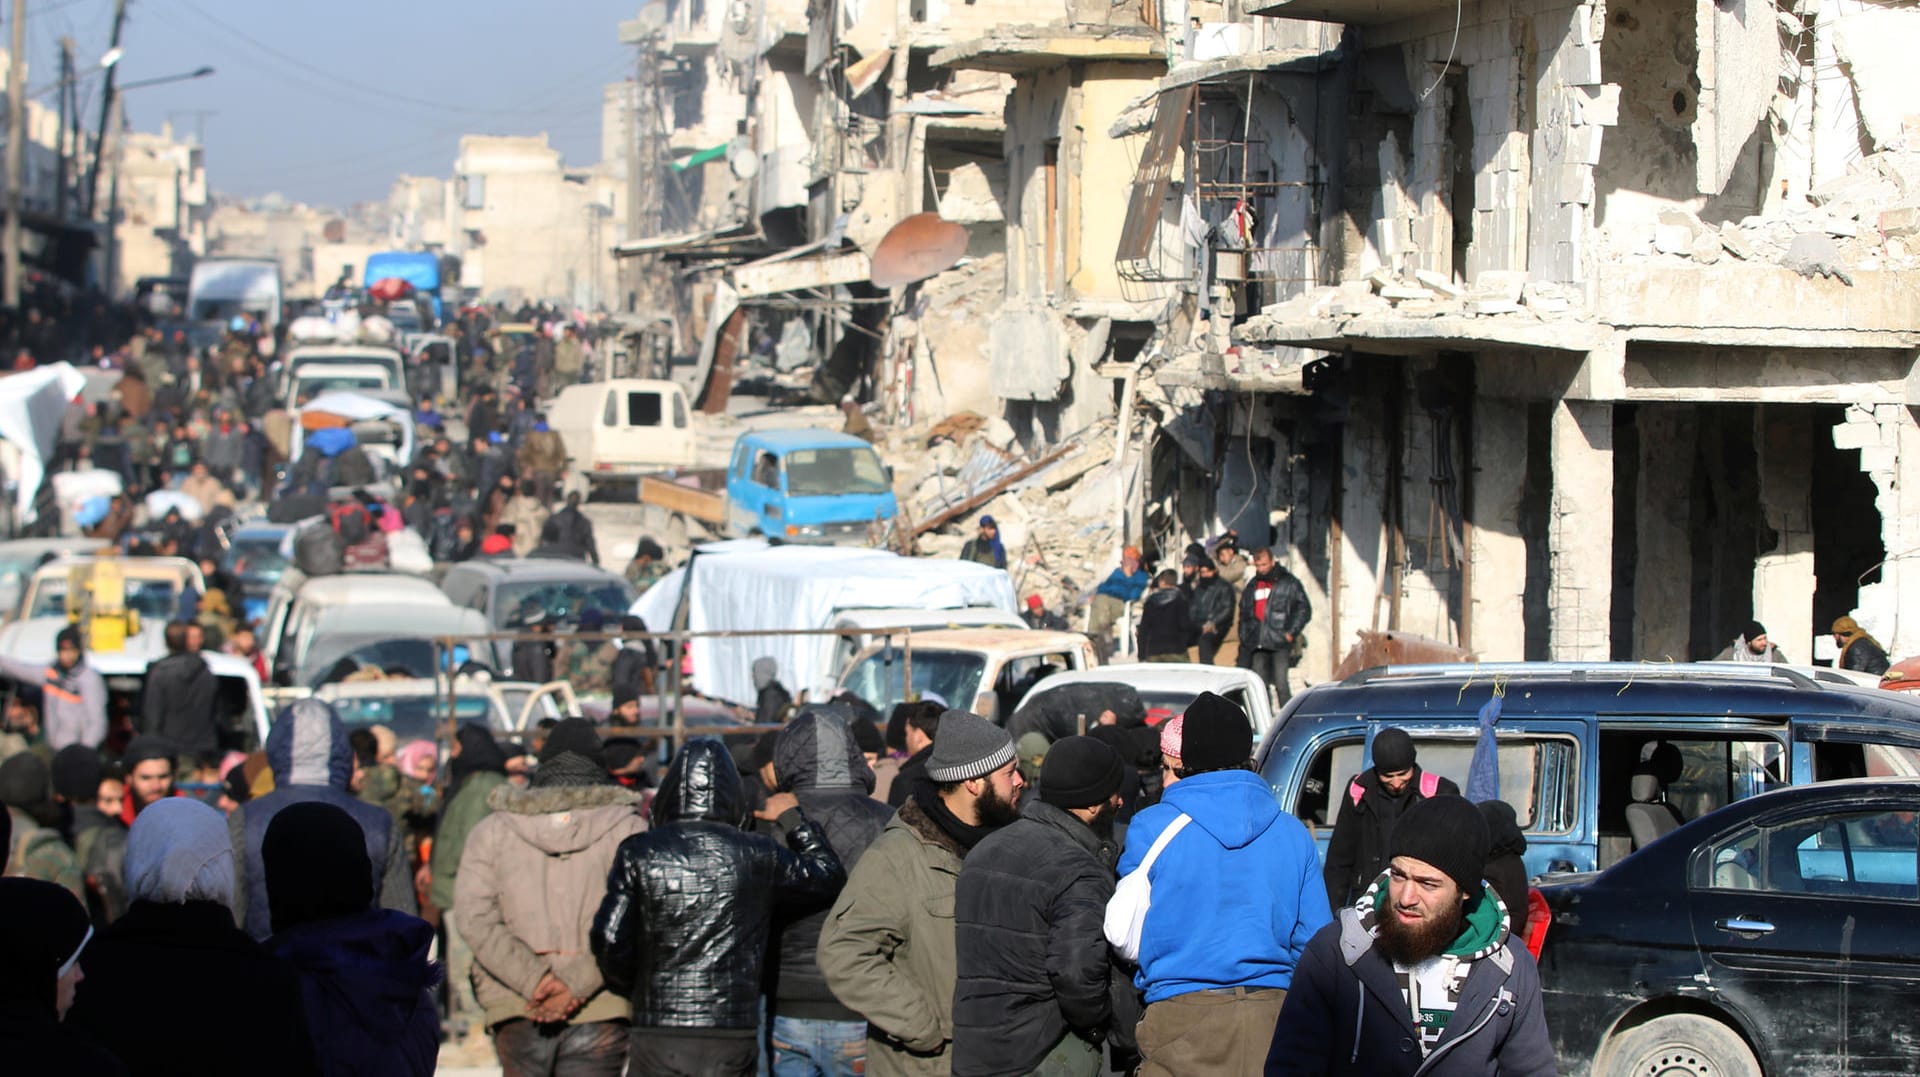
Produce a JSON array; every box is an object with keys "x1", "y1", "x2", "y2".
[
  {"x1": 227, "y1": 699, "x2": 418, "y2": 939},
  {"x1": 1117, "y1": 691, "x2": 1330, "y2": 1076}
]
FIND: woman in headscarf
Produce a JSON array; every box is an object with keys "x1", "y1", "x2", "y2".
[
  {"x1": 0, "y1": 877, "x2": 123, "y2": 1075},
  {"x1": 427, "y1": 723, "x2": 511, "y2": 1033},
  {"x1": 264, "y1": 801, "x2": 439, "y2": 1077},
  {"x1": 1833, "y1": 615, "x2": 1892, "y2": 676},
  {"x1": 64, "y1": 798, "x2": 319, "y2": 1076}
]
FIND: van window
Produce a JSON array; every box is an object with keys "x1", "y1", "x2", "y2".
[
  {"x1": 1289, "y1": 733, "x2": 1579, "y2": 833},
  {"x1": 627, "y1": 393, "x2": 663, "y2": 427},
  {"x1": 672, "y1": 392, "x2": 687, "y2": 429},
  {"x1": 602, "y1": 392, "x2": 618, "y2": 426}
]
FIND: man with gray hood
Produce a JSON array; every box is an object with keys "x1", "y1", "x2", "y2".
[
  {"x1": 227, "y1": 699, "x2": 416, "y2": 939},
  {"x1": 763, "y1": 704, "x2": 896, "y2": 1076},
  {"x1": 753, "y1": 656, "x2": 795, "y2": 726}
]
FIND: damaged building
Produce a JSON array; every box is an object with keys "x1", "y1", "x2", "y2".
[
  {"x1": 609, "y1": 0, "x2": 1920, "y2": 681},
  {"x1": 1138, "y1": 0, "x2": 1920, "y2": 677}
]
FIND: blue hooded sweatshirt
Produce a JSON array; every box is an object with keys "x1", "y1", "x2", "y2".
[
  {"x1": 1117, "y1": 768, "x2": 1331, "y2": 1003},
  {"x1": 230, "y1": 699, "x2": 411, "y2": 939}
]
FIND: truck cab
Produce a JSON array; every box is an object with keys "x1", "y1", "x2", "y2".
[
  {"x1": 727, "y1": 430, "x2": 898, "y2": 544},
  {"x1": 548, "y1": 379, "x2": 696, "y2": 497},
  {"x1": 838, "y1": 628, "x2": 1098, "y2": 725}
]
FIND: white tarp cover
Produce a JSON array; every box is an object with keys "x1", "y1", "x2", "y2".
[
  {"x1": 298, "y1": 391, "x2": 409, "y2": 422},
  {"x1": 0, "y1": 363, "x2": 86, "y2": 523},
  {"x1": 633, "y1": 539, "x2": 1018, "y2": 705}
]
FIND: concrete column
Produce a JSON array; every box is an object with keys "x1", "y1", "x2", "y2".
[
  {"x1": 1633, "y1": 404, "x2": 1696, "y2": 661},
  {"x1": 1548, "y1": 399, "x2": 1613, "y2": 660},
  {"x1": 1753, "y1": 407, "x2": 1816, "y2": 663},
  {"x1": 1335, "y1": 397, "x2": 1389, "y2": 654},
  {"x1": 1851, "y1": 404, "x2": 1920, "y2": 657},
  {"x1": 1469, "y1": 398, "x2": 1528, "y2": 660}
]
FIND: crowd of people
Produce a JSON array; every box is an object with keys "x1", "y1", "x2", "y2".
[{"x1": 2, "y1": 668, "x2": 1554, "y2": 1077}]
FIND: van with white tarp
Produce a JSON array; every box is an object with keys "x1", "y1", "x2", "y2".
[
  {"x1": 630, "y1": 538, "x2": 1019, "y2": 706},
  {"x1": 289, "y1": 391, "x2": 415, "y2": 479}
]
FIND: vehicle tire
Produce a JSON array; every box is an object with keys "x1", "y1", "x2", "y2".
[{"x1": 1599, "y1": 1014, "x2": 1760, "y2": 1077}]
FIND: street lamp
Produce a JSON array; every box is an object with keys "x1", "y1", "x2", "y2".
[{"x1": 115, "y1": 66, "x2": 215, "y2": 93}]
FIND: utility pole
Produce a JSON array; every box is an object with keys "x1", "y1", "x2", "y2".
[
  {"x1": 5, "y1": 0, "x2": 28, "y2": 311},
  {"x1": 83, "y1": 0, "x2": 128, "y2": 220},
  {"x1": 55, "y1": 37, "x2": 73, "y2": 220}
]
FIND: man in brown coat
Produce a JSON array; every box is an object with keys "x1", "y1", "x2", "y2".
[{"x1": 456, "y1": 720, "x2": 646, "y2": 1077}]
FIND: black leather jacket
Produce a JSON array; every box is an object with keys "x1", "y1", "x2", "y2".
[
  {"x1": 1240, "y1": 567, "x2": 1312, "y2": 652},
  {"x1": 1188, "y1": 574, "x2": 1237, "y2": 636},
  {"x1": 591, "y1": 738, "x2": 846, "y2": 1030}
]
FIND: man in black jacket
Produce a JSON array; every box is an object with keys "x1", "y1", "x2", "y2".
[
  {"x1": 1268, "y1": 795, "x2": 1555, "y2": 1077},
  {"x1": 885, "y1": 700, "x2": 943, "y2": 809},
  {"x1": 1137, "y1": 571, "x2": 1195, "y2": 663},
  {"x1": 1237, "y1": 548, "x2": 1311, "y2": 704},
  {"x1": 763, "y1": 706, "x2": 896, "y2": 1076},
  {"x1": 140, "y1": 622, "x2": 217, "y2": 764},
  {"x1": 592, "y1": 738, "x2": 845, "y2": 1077},
  {"x1": 540, "y1": 492, "x2": 600, "y2": 564},
  {"x1": 1187, "y1": 558, "x2": 1237, "y2": 665},
  {"x1": 952, "y1": 736, "x2": 1135, "y2": 1076},
  {"x1": 1322, "y1": 727, "x2": 1460, "y2": 909}
]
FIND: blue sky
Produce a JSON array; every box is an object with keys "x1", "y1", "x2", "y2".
[{"x1": 27, "y1": 0, "x2": 644, "y2": 208}]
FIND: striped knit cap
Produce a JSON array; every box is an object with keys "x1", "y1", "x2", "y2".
[{"x1": 924, "y1": 709, "x2": 1015, "y2": 782}]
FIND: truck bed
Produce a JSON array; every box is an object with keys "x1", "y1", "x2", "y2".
[{"x1": 639, "y1": 470, "x2": 729, "y2": 524}]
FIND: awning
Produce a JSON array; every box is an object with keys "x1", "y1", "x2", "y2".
[
  {"x1": 671, "y1": 144, "x2": 729, "y2": 172},
  {"x1": 614, "y1": 222, "x2": 759, "y2": 257},
  {"x1": 1116, "y1": 84, "x2": 1194, "y2": 274}
]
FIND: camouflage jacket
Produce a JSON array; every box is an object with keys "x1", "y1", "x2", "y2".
[
  {"x1": 569, "y1": 640, "x2": 619, "y2": 699},
  {"x1": 6, "y1": 805, "x2": 84, "y2": 903}
]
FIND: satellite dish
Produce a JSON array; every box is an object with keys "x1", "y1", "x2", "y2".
[
  {"x1": 727, "y1": 138, "x2": 759, "y2": 180},
  {"x1": 869, "y1": 213, "x2": 968, "y2": 289}
]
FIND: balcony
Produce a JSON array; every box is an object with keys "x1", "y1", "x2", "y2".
[
  {"x1": 1247, "y1": 0, "x2": 1451, "y2": 25},
  {"x1": 932, "y1": 26, "x2": 1164, "y2": 74}
]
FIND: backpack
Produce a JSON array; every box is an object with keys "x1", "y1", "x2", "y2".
[
  {"x1": 1348, "y1": 769, "x2": 1441, "y2": 807},
  {"x1": 294, "y1": 523, "x2": 345, "y2": 577},
  {"x1": 329, "y1": 501, "x2": 372, "y2": 545}
]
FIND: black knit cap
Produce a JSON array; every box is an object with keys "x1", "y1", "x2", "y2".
[
  {"x1": 1040, "y1": 735, "x2": 1126, "y2": 809},
  {"x1": 1372, "y1": 727, "x2": 1417, "y2": 773},
  {"x1": 0, "y1": 753, "x2": 50, "y2": 811},
  {"x1": 539, "y1": 717, "x2": 607, "y2": 768},
  {"x1": 1388, "y1": 794, "x2": 1491, "y2": 895},
  {"x1": 50, "y1": 745, "x2": 103, "y2": 803},
  {"x1": 1180, "y1": 692, "x2": 1252, "y2": 772}
]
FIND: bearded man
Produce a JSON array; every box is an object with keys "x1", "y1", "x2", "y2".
[{"x1": 1265, "y1": 795, "x2": 1555, "y2": 1077}]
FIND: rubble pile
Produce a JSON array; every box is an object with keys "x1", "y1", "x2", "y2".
[
  {"x1": 889, "y1": 411, "x2": 1139, "y2": 613},
  {"x1": 1234, "y1": 264, "x2": 1580, "y2": 338},
  {"x1": 1645, "y1": 149, "x2": 1920, "y2": 276}
]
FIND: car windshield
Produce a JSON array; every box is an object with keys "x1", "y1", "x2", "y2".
[
  {"x1": 298, "y1": 374, "x2": 388, "y2": 393},
  {"x1": 223, "y1": 537, "x2": 290, "y2": 586},
  {"x1": 784, "y1": 447, "x2": 891, "y2": 497},
  {"x1": 30, "y1": 577, "x2": 181, "y2": 620},
  {"x1": 304, "y1": 638, "x2": 443, "y2": 687},
  {"x1": 493, "y1": 579, "x2": 638, "y2": 629},
  {"x1": 326, "y1": 693, "x2": 493, "y2": 742},
  {"x1": 841, "y1": 650, "x2": 986, "y2": 714}
]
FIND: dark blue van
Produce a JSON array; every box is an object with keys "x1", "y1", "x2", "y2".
[{"x1": 1256, "y1": 662, "x2": 1920, "y2": 879}]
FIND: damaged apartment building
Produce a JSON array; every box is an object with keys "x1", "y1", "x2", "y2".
[
  {"x1": 1129, "y1": 0, "x2": 1920, "y2": 676},
  {"x1": 610, "y1": 0, "x2": 1920, "y2": 677}
]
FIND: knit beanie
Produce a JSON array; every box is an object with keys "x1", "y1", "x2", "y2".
[
  {"x1": 535, "y1": 717, "x2": 610, "y2": 787},
  {"x1": 122, "y1": 736, "x2": 176, "y2": 772},
  {"x1": 1372, "y1": 727, "x2": 1417, "y2": 773},
  {"x1": 1039, "y1": 735, "x2": 1126, "y2": 809},
  {"x1": 1388, "y1": 794, "x2": 1491, "y2": 895},
  {"x1": 50, "y1": 745, "x2": 104, "y2": 803},
  {"x1": 0, "y1": 753, "x2": 50, "y2": 811},
  {"x1": 263, "y1": 801, "x2": 374, "y2": 935},
  {"x1": 1179, "y1": 692, "x2": 1251, "y2": 772},
  {"x1": 925, "y1": 709, "x2": 1016, "y2": 782}
]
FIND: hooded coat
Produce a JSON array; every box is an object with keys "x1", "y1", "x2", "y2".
[
  {"x1": 1120, "y1": 769, "x2": 1332, "y2": 1004},
  {"x1": 227, "y1": 701, "x2": 416, "y2": 939},
  {"x1": 427, "y1": 725, "x2": 510, "y2": 912},
  {"x1": 452, "y1": 773, "x2": 646, "y2": 1029},
  {"x1": 1265, "y1": 875, "x2": 1555, "y2": 1077},
  {"x1": 591, "y1": 738, "x2": 846, "y2": 1031},
  {"x1": 767, "y1": 707, "x2": 895, "y2": 1022},
  {"x1": 0, "y1": 650, "x2": 106, "y2": 750},
  {"x1": 139, "y1": 650, "x2": 218, "y2": 759}
]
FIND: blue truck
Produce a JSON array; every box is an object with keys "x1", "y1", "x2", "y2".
[
  {"x1": 363, "y1": 250, "x2": 443, "y2": 322},
  {"x1": 638, "y1": 429, "x2": 899, "y2": 546}
]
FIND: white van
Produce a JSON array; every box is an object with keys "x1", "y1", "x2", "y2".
[
  {"x1": 547, "y1": 379, "x2": 697, "y2": 496},
  {"x1": 262, "y1": 570, "x2": 451, "y2": 686},
  {"x1": 187, "y1": 258, "x2": 283, "y2": 334}
]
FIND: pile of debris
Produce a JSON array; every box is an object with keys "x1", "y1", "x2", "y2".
[
  {"x1": 890, "y1": 410, "x2": 1140, "y2": 613},
  {"x1": 1235, "y1": 266, "x2": 1585, "y2": 341},
  {"x1": 1641, "y1": 149, "x2": 1920, "y2": 279}
]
